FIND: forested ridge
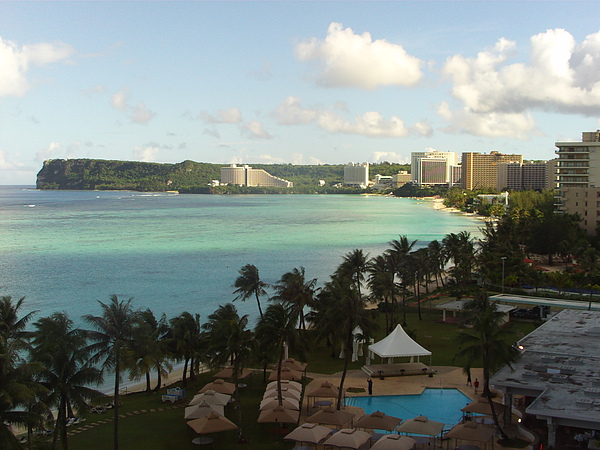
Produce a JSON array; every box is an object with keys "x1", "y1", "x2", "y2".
[{"x1": 36, "y1": 159, "x2": 410, "y2": 193}]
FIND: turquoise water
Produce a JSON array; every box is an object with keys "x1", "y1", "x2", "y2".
[
  {"x1": 0, "y1": 188, "x2": 482, "y2": 326},
  {"x1": 346, "y1": 388, "x2": 471, "y2": 428}
]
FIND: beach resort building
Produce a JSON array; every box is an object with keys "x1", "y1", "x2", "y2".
[
  {"x1": 410, "y1": 151, "x2": 459, "y2": 187},
  {"x1": 491, "y1": 309, "x2": 600, "y2": 449},
  {"x1": 555, "y1": 131, "x2": 600, "y2": 233},
  {"x1": 220, "y1": 164, "x2": 293, "y2": 187},
  {"x1": 461, "y1": 151, "x2": 523, "y2": 190},
  {"x1": 497, "y1": 161, "x2": 550, "y2": 191},
  {"x1": 344, "y1": 162, "x2": 369, "y2": 188}
]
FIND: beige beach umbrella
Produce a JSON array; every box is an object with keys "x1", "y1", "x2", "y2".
[
  {"x1": 213, "y1": 366, "x2": 253, "y2": 380},
  {"x1": 284, "y1": 423, "x2": 333, "y2": 446},
  {"x1": 259, "y1": 397, "x2": 300, "y2": 411},
  {"x1": 306, "y1": 406, "x2": 354, "y2": 427},
  {"x1": 323, "y1": 428, "x2": 371, "y2": 449},
  {"x1": 199, "y1": 378, "x2": 236, "y2": 395},
  {"x1": 266, "y1": 380, "x2": 302, "y2": 392},
  {"x1": 307, "y1": 381, "x2": 339, "y2": 398},
  {"x1": 281, "y1": 358, "x2": 308, "y2": 372},
  {"x1": 257, "y1": 405, "x2": 300, "y2": 424},
  {"x1": 184, "y1": 401, "x2": 224, "y2": 420},
  {"x1": 187, "y1": 413, "x2": 238, "y2": 434},
  {"x1": 461, "y1": 398, "x2": 507, "y2": 416},
  {"x1": 445, "y1": 420, "x2": 496, "y2": 444},
  {"x1": 370, "y1": 434, "x2": 417, "y2": 450},
  {"x1": 188, "y1": 390, "x2": 231, "y2": 407},
  {"x1": 396, "y1": 415, "x2": 444, "y2": 436},
  {"x1": 263, "y1": 387, "x2": 302, "y2": 402},
  {"x1": 268, "y1": 366, "x2": 302, "y2": 381},
  {"x1": 354, "y1": 410, "x2": 402, "y2": 431}
]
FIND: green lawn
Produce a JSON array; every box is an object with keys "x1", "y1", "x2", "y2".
[{"x1": 35, "y1": 307, "x2": 537, "y2": 450}]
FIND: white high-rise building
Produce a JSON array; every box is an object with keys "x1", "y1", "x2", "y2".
[
  {"x1": 220, "y1": 164, "x2": 293, "y2": 187},
  {"x1": 344, "y1": 162, "x2": 369, "y2": 187},
  {"x1": 410, "y1": 151, "x2": 458, "y2": 186}
]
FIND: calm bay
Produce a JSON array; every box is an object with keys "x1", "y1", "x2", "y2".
[{"x1": 0, "y1": 188, "x2": 483, "y2": 327}]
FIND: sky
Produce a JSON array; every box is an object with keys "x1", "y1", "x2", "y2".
[{"x1": 2, "y1": 1, "x2": 600, "y2": 185}]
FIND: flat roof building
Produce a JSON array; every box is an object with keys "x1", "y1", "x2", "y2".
[
  {"x1": 344, "y1": 162, "x2": 369, "y2": 187},
  {"x1": 492, "y1": 309, "x2": 600, "y2": 448},
  {"x1": 461, "y1": 151, "x2": 523, "y2": 190},
  {"x1": 555, "y1": 131, "x2": 600, "y2": 233},
  {"x1": 497, "y1": 161, "x2": 549, "y2": 191},
  {"x1": 220, "y1": 164, "x2": 293, "y2": 187},
  {"x1": 411, "y1": 151, "x2": 458, "y2": 186}
]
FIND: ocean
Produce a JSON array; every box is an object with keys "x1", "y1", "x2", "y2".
[{"x1": 0, "y1": 187, "x2": 483, "y2": 328}]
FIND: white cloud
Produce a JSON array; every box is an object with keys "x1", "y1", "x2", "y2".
[
  {"x1": 442, "y1": 29, "x2": 600, "y2": 122},
  {"x1": 318, "y1": 111, "x2": 417, "y2": 138},
  {"x1": 110, "y1": 87, "x2": 130, "y2": 111},
  {"x1": 0, "y1": 149, "x2": 27, "y2": 170},
  {"x1": 131, "y1": 102, "x2": 155, "y2": 124},
  {"x1": 201, "y1": 107, "x2": 243, "y2": 124},
  {"x1": 371, "y1": 152, "x2": 409, "y2": 164},
  {"x1": 291, "y1": 153, "x2": 325, "y2": 165},
  {"x1": 274, "y1": 96, "x2": 430, "y2": 138},
  {"x1": 35, "y1": 141, "x2": 62, "y2": 162},
  {"x1": 240, "y1": 121, "x2": 272, "y2": 139},
  {"x1": 274, "y1": 96, "x2": 319, "y2": 125},
  {"x1": 437, "y1": 101, "x2": 537, "y2": 139},
  {"x1": 295, "y1": 22, "x2": 424, "y2": 90},
  {"x1": 0, "y1": 37, "x2": 74, "y2": 97},
  {"x1": 133, "y1": 145, "x2": 159, "y2": 162},
  {"x1": 110, "y1": 88, "x2": 155, "y2": 124}
]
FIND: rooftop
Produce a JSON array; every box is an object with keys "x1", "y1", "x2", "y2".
[{"x1": 492, "y1": 309, "x2": 600, "y2": 430}]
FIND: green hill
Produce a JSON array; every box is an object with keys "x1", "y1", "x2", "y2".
[{"x1": 36, "y1": 159, "x2": 409, "y2": 193}]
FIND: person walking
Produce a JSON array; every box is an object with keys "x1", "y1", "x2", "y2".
[
  {"x1": 367, "y1": 377, "x2": 373, "y2": 395},
  {"x1": 466, "y1": 369, "x2": 472, "y2": 386},
  {"x1": 473, "y1": 378, "x2": 479, "y2": 394}
]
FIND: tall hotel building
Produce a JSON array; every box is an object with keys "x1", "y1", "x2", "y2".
[
  {"x1": 344, "y1": 162, "x2": 369, "y2": 187},
  {"x1": 220, "y1": 164, "x2": 293, "y2": 187},
  {"x1": 461, "y1": 151, "x2": 523, "y2": 190},
  {"x1": 497, "y1": 161, "x2": 550, "y2": 191},
  {"x1": 410, "y1": 151, "x2": 459, "y2": 187},
  {"x1": 555, "y1": 131, "x2": 600, "y2": 233}
]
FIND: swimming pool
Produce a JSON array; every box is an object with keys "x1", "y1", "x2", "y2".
[{"x1": 346, "y1": 388, "x2": 471, "y2": 427}]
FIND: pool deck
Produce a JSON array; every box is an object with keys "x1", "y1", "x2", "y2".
[{"x1": 302, "y1": 366, "x2": 530, "y2": 449}]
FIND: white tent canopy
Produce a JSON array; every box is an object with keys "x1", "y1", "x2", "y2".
[{"x1": 369, "y1": 324, "x2": 431, "y2": 359}]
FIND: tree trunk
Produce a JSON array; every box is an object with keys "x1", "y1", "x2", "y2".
[
  {"x1": 114, "y1": 356, "x2": 120, "y2": 450},
  {"x1": 182, "y1": 358, "x2": 189, "y2": 387},
  {"x1": 255, "y1": 292, "x2": 263, "y2": 320},
  {"x1": 145, "y1": 371, "x2": 151, "y2": 392},
  {"x1": 483, "y1": 360, "x2": 509, "y2": 441},
  {"x1": 336, "y1": 333, "x2": 352, "y2": 410},
  {"x1": 154, "y1": 367, "x2": 162, "y2": 392}
]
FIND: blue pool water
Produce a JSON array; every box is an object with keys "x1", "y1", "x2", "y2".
[{"x1": 346, "y1": 388, "x2": 471, "y2": 428}]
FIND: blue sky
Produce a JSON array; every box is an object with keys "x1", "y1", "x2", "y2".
[{"x1": 2, "y1": 1, "x2": 600, "y2": 185}]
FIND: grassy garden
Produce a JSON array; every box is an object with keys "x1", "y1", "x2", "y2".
[{"x1": 33, "y1": 306, "x2": 538, "y2": 450}]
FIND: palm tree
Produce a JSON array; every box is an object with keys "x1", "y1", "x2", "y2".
[
  {"x1": 255, "y1": 303, "x2": 299, "y2": 403},
  {"x1": 337, "y1": 249, "x2": 370, "y2": 301},
  {"x1": 129, "y1": 309, "x2": 172, "y2": 393},
  {"x1": 367, "y1": 254, "x2": 395, "y2": 332},
  {"x1": 272, "y1": 267, "x2": 318, "y2": 331},
  {"x1": 169, "y1": 312, "x2": 202, "y2": 386},
  {"x1": 443, "y1": 231, "x2": 475, "y2": 286},
  {"x1": 233, "y1": 264, "x2": 268, "y2": 319},
  {"x1": 204, "y1": 303, "x2": 254, "y2": 442},
  {"x1": 84, "y1": 294, "x2": 136, "y2": 450},
  {"x1": 455, "y1": 290, "x2": 520, "y2": 440},
  {"x1": 387, "y1": 236, "x2": 417, "y2": 326},
  {"x1": 314, "y1": 272, "x2": 373, "y2": 410},
  {"x1": 0, "y1": 295, "x2": 48, "y2": 450},
  {"x1": 0, "y1": 295, "x2": 37, "y2": 347},
  {"x1": 427, "y1": 240, "x2": 447, "y2": 289},
  {"x1": 30, "y1": 312, "x2": 103, "y2": 450}
]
